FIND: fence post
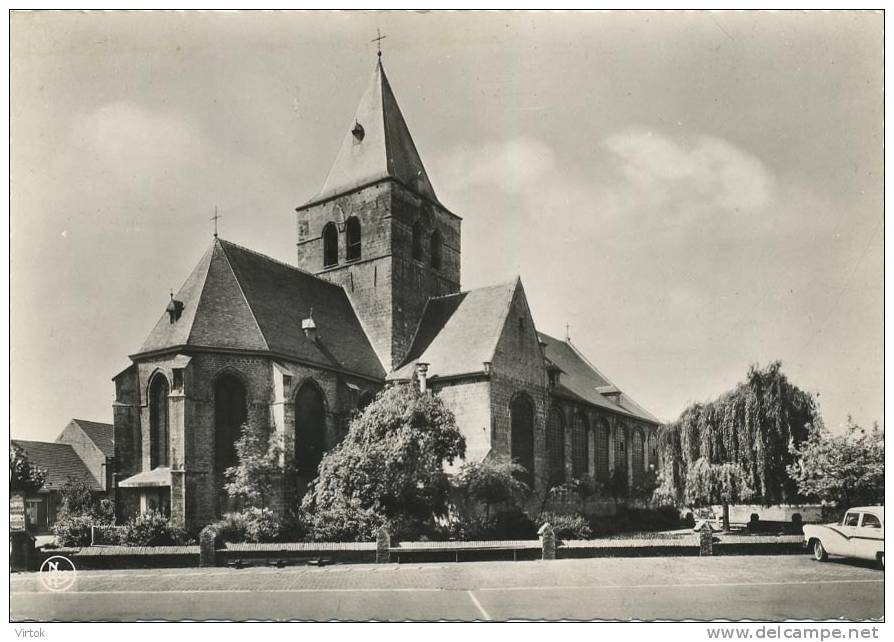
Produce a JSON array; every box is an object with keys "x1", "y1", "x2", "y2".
[
  {"x1": 199, "y1": 525, "x2": 217, "y2": 567},
  {"x1": 699, "y1": 521, "x2": 714, "y2": 556},
  {"x1": 540, "y1": 523, "x2": 556, "y2": 560},
  {"x1": 376, "y1": 527, "x2": 391, "y2": 564}
]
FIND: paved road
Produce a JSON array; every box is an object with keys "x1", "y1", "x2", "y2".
[{"x1": 10, "y1": 555, "x2": 883, "y2": 621}]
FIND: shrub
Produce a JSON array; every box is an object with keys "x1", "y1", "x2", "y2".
[
  {"x1": 451, "y1": 508, "x2": 537, "y2": 541},
  {"x1": 302, "y1": 384, "x2": 465, "y2": 541},
  {"x1": 211, "y1": 507, "x2": 284, "y2": 543},
  {"x1": 539, "y1": 512, "x2": 592, "y2": 540},
  {"x1": 120, "y1": 510, "x2": 189, "y2": 546},
  {"x1": 302, "y1": 502, "x2": 388, "y2": 543},
  {"x1": 52, "y1": 514, "x2": 95, "y2": 547}
]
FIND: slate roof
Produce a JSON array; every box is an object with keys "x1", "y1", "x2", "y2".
[
  {"x1": 68, "y1": 419, "x2": 113, "y2": 458},
  {"x1": 538, "y1": 333, "x2": 660, "y2": 425},
  {"x1": 389, "y1": 280, "x2": 519, "y2": 380},
  {"x1": 11, "y1": 440, "x2": 103, "y2": 491},
  {"x1": 136, "y1": 238, "x2": 385, "y2": 380},
  {"x1": 308, "y1": 59, "x2": 443, "y2": 208}
]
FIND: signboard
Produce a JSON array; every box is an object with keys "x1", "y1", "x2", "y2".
[{"x1": 10, "y1": 493, "x2": 27, "y2": 532}]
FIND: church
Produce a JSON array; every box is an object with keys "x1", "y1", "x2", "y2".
[{"x1": 111, "y1": 55, "x2": 660, "y2": 530}]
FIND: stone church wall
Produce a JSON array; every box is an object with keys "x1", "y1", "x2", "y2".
[
  {"x1": 430, "y1": 377, "x2": 491, "y2": 472},
  {"x1": 295, "y1": 181, "x2": 461, "y2": 369}
]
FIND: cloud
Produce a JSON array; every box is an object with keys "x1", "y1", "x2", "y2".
[
  {"x1": 434, "y1": 136, "x2": 556, "y2": 193},
  {"x1": 71, "y1": 101, "x2": 205, "y2": 184},
  {"x1": 602, "y1": 128, "x2": 775, "y2": 213}
]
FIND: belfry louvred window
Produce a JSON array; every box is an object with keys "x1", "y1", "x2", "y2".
[
  {"x1": 323, "y1": 222, "x2": 338, "y2": 267},
  {"x1": 346, "y1": 217, "x2": 361, "y2": 261}
]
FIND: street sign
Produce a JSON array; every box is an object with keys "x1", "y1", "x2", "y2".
[{"x1": 10, "y1": 493, "x2": 27, "y2": 532}]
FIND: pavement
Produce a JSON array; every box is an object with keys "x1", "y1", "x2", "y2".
[{"x1": 10, "y1": 554, "x2": 883, "y2": 622}]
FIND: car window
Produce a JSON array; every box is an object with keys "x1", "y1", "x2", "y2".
[
  {"x1": 843, "y1": 513, "x2": 860, "y2": 527},
  {"x1": 860, "y1": 513, "x2": 881, "y2": 529}
]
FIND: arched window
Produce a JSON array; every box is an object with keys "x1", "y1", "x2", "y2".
[
  {"x1": 615, "y1": 425, "x2": 628, "y2": 475},
  {"x1": 214, "y1": 373, "x2": 247, "y2": 513},
  {"x1": 430, "y1": 230, "x2": 443, "y2": 270},
  {"x1": 632, "y1": 429, "x2": 645, "y2": 483},
  {"x1": 572, "y1": 412, "x2": 588, "y2": 478},
  {"x1": 510, "y1": 395, "x2": 535, "y2": 486},
  {"x1": 295, "y1": 381, "x2": 327, "y2": 478},
  {"x1": 322, "y1": 222, "x2": 338, "y2": 267},
  {"x1": 648, "y1": 432, "x2": 659, "y2": 470},
  {"x1": 148, "y1": 375, "x2": 169, "y2": 469},
  {"x1": 345, "y1": 217, "x2": 361, "y2": 261},
  {"x1": 594, "y1": 420, "x2": 610, "y2": 480},
  {"x1": 546, "y1": 407, "x2": 565, "y2": 485},
  {"x1": 412, "y1": 220, "x2": 424, "y2": 261}
]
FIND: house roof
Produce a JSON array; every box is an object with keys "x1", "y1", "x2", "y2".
[
  {"x1": 388, "y1": 279, "x2": 519, "y2": 380},
  {"x1": 538, "y1": 332, "x2": 660, "y2": 425},
  {"x1": 135, "y1": 238, "x2": 385, "y2": 380},
  {"x1": 307, "y1": 59, "x2": 443, "y2": 208},
  {"x1": 11, "y1": 440, "x2": 103, "y2": 491},
  {"x1": 67, "y1": 419, "x2": 114, "y2": 458}
]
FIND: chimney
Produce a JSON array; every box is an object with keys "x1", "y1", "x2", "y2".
[{"x1": 416, "y1": 362, "x2": 429, "y2": 394}]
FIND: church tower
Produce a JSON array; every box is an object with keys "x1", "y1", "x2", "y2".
[{"x1": 295, "y1": 59, "x2": 461, "y2": 370}]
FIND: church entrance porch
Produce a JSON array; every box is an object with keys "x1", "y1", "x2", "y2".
[{"x1": 117, "y1": 467, "x2": 172, "y2": 520}]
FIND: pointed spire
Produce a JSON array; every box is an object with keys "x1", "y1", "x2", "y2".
[{"x1": 309, "y1": 59, "x2": 442, "y2": 207}]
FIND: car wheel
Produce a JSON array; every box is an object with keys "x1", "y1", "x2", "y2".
[
  {"x1": 813, "y1": 539, "x2": 828, "y2": 562},
  {"x1": 879, "y1": 553, "x2": 884, "y2": 570}
]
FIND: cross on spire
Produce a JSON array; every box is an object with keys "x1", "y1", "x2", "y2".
[
  {"x1": 372, "y1": 28, "x2": 386, "y2": 58},
  {"x1": 210, "y1": 206, "x2": 221, "y2": 238}
]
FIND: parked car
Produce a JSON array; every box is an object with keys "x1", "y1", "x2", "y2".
[{"x1": 803, "y1": 506, "x2": 884, "y2": 568}]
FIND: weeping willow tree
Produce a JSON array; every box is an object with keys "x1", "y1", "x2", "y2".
[{"x1": 654, "y1": 362, "x2": 820, "y2": 517}]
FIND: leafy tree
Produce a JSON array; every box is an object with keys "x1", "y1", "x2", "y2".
[
  {"x1": 656, "y1": 362, "x2": 819, "y2": 508},
  {"x1": 451, "y1": 458, "x2": 531, "y2": 538},
  {"x1": 10, "y1": 443, "x2": 46, "y2": 493},
  {"x1": 224, "y1": 422, "x2": 286, "y2": 509},
  {"x1": 787, "y1": 419, "x2": 884, "y2": 508},
  {"x1": 53, "y1": 477, "x2": 115, "y2": 546},
  {"x1": 301, "y1": 384, "x2": 466, "y2": 541},
  {"x1": 683, "y1": 458, "x2": 755, "y2": 531},
  {"x1": 453, "y1": 457, "x2": 530, "y2": 522}
]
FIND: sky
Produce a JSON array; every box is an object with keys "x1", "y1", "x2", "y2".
[{"x1": 9, "y1": 10, "x2": 883, "y2": 442}]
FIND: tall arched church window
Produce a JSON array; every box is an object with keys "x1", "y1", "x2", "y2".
[
  {"x1": 572, "y1": 412, "x2": 588, "y2": 478},
  {"x1": 510, "y1": 395, "x2": 535, "y2": 487},
  {"x1": 412, "y1": 220, "x2": 424, "y2": 261},
  {"x1": 214, "y1": 373, "x2": 247, "y2": 514},
  {"x1": 294, "y1": 382, "x2": 327, "y2": 478},
  {"x1": 632, "y1": 429, "x2": 645, "y2": 483},
  {"x1": 345, "y1": 217, "x2": 361, "y2": 261},
  {"x1": 430, "y1": 230, "x2": 443, "y2": 270},
  {"x1": 546, "y1": 407, "x2": 565, "y2": 485},
  {"x1": 616, "y1": 426, "x2": 628, "y2": 475},
  {"x1": 595, "y1": 420, "x2": 610, "y2": 480},
  {"x1": 323, "y1": 222, "x2": 338, "y2": 267},
  {"x1": 149, "y1": 375, "x2": 170, "y2": 469}
]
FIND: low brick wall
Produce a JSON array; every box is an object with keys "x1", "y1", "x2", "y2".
[
  {"x1": 34, "y1": 545, "x2": 200, "y2": 570},
  {"x1": 220, "y1": 542, "x2": 378, "y2": 565},
  {"x1": 27, "y1": 534, "x2": 805, "y2": 570}
]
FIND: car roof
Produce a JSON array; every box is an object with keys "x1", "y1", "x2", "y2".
[{"x1": 847, "y1": 506, "x2": 884, "y2": 517}]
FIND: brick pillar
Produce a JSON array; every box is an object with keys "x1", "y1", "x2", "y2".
[
  {"x1": 199, "y1": 525, "x2": 217, "y2": 567},
  {"x1": 699, "y1": 522, "x2": 714, "y2": 556},
  {"x1": 376, "y1": 527, "x2": 391, "y2": 564},
  {"x1": 540, "y1": 524, "x2": 556, "y2": 560}
]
